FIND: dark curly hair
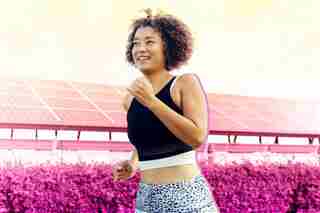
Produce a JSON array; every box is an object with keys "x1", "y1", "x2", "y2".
[{"x1": 125, "y1": 9, "x2": 194, "y2": 71}]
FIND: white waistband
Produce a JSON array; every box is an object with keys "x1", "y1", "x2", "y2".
[{"x1": 138, "y1": 150, "x2": 197, "y2": 171}]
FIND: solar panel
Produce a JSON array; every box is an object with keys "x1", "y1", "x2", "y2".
[
  {"x1": 207, "y1": 93, "x2": 320, "y2": 137},
  {"x1": 0, "y1": 79, "x2": 319, "y2": 138}
]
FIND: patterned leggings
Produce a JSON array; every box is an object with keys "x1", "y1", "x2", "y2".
[{"x1": 135, "y1": 175, "x2": 219, "y2": 213}]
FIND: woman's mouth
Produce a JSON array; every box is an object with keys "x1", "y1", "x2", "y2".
[{"x1": 137, "y1": 56, "x2": 151, "y2": 62}]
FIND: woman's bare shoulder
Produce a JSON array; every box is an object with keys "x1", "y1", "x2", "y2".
[{"x1": 176, "y1": 73, "x2": 201, "y2": 91}]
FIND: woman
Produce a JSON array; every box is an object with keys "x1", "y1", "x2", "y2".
[{"x1": 112, "y1": 9, "x2": 220, "y2": 213}]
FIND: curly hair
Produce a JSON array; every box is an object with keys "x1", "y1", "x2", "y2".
[{"x1": 125, "y1": 9, "x2": 194, "y2": 71}]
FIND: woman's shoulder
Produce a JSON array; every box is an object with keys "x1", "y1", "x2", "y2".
[
  {"x1": 175, "y1": 73, "x2": 202, "y2": 91},
  {"x1": 176, "y1": 72, "x2": 199, "y2": 80}
]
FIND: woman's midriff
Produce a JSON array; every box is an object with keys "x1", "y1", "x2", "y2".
[{"x1": 140, "y1": 163, "x2": 201, "y2": 184}]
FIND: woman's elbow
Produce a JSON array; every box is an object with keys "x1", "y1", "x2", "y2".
[{"x1": 191, "y1": 129, "x2": 207, "y2": 149}]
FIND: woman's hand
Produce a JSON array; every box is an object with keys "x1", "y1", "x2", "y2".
[
  {"x1": 112, "y1": 160, "x2": 138, "y2": 181},
  {"x1": 126, "y1": 77, "x2": 157, "y2": 108}
]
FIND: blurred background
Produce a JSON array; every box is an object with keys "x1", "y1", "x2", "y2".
[{"x1": 1, "y1": 0, "x2": 319, "y2": 100}]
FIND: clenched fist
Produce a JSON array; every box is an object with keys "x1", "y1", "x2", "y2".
[
  {"x1": 126, "y1": 77, "x2": 157, "y2": 108},
  {"x1": 112, "y1": 160, "x2": 138, "y2": 181}
]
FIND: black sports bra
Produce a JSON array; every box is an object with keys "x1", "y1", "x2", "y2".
[{"x1": 126, "y1": 76, "x2": 193, "y2": 161}]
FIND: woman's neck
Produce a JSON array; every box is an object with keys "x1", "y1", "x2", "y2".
[{"x1": 142, "y1": 69, "x2": 173, "y2": 93}]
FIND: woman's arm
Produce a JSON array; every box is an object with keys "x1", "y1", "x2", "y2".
[
  {"x1": 122, "y1": 92, "x2": 139, "y2": 165},
  {"x1": 148, "y1": 74, "x2": 209, "y2": 149},
  {"x1": 129, "y1": 148, "x2": 139, "y2": 165}
]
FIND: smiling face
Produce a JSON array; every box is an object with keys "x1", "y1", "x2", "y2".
[{"x1": 131, "y1": 26, "x2": 166, "y2": 73}]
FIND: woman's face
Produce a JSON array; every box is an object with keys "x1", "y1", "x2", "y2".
[{"x1": 131, "y1": 26, "x2": 166, "y2": 73}]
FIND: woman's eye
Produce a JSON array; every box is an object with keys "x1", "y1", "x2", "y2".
[{"x1": 147, "y1": 40, "x2": 154, "y2": 44}]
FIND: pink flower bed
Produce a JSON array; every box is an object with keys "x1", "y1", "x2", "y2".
[
  {"x1": 0, "y1": 162, "x2": 319, "y2": 212},
  {"x1": 201, "y1": 162, "x2": 320, "y2": 213},
  {"x1": 0, "y1": 163, "x2": 139, "y2": 213}
]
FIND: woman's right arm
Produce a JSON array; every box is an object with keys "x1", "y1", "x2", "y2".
[
  {"x1": 122, "y1": 91, "x2": 139, "y2": 167},
  {"x1": 129, "y1": 148, "x2": 139, "y2": 166}
]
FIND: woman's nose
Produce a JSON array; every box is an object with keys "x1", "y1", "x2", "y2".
[{"x1": 136, "y1": 44, "x2": 147, "y2": 52}]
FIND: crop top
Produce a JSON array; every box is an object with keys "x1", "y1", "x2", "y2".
[{"x1": 126, "y1": 76, "x2": 194, "y2": 162}]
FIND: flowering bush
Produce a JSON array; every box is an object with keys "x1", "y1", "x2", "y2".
[
  {"x1": 0, "y1": 163, "x2": 139, "y2": 212},
  {"x1": 200, "y1": 162, "x2": 320, "y2": 213},
  {"x1": 0, "y1": 162, "x2": 319, "y2": 212}
]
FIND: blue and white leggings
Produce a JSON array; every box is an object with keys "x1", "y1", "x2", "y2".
[{"x1": 135, "y1": 175, "x2": 220, "y2": 213}]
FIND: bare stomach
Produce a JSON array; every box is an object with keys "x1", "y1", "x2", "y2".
[{"x1": 140, "y1": 164, "x2": 202, "y2": 184}]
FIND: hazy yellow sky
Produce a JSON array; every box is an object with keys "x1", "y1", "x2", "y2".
[{"x1": 0, "y1": 0, "x2": 319, "y2": 99}]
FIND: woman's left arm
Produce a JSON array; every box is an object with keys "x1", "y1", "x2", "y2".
[
  {"x1": 150, "y1": 74, "x2": 208, "y2": 149},
  {"x1": 148, "y1": 74, "x2": 209, "y2": 149}
]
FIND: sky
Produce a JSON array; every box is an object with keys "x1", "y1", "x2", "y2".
[{"x1": 0, "y1": 0, "x2": 320, "y2": 100}]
